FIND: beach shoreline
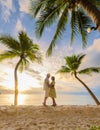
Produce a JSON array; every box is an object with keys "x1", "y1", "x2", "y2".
[{"x1": 0, "y1": 105, "x2": 100, "y2": 130}]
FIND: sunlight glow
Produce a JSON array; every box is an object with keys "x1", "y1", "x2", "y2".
[
  {"x1": 18, "y1": 72, "x2": 41, "y2": 91},
  {"x1": 18, "y1": 94, "x2": 27, "y2": 105},
  {"x1": 7, "y1": 94, "x2": 27, "y2": 105},
  {"x1": 0, "y1": 67, "x2": 41, "y2": 91}
]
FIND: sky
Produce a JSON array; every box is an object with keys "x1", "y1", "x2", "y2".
[{"x1": 0, "y1": 0, "x2": 100, "y2": 96}]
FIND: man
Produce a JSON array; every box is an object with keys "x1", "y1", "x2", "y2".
[{"x1": 43, "y1": 73, "x2": 50, "y2": 106}]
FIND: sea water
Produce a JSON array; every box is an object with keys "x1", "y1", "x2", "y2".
[{"x1": 0, "y1": 92, "x2": 99, "y2": 106}]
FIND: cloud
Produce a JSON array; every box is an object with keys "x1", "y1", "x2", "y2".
[
  {"x1": 15, "y1": 19, "x2": 25, "y2": 32},
  {"x1": 19, "y1": 0, "x2": 30, "y2": 14},
  {"x1": 25, "y1": 68, "x2": 42, "y2": 81},
  {"x1": 80, "y1": 38, "x2": 100, "y2": 88},
  {"x1": 0, "y1": 0, "x2": 13, "y2": 22},
  {"x1": 82, "y1": 38, "x2": 100, "y2": 67},
  {"x1": 53, "y1": 38, "x2": 100, "y2": 92},
  {"x1": 88, "y1": 39, "x2": 100, "y2": 52}
]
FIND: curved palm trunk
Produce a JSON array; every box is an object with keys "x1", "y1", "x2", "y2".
[
  {"x1": 78, "y1": 0, "x2": 100, "y2": 31},
  {"x1": 74, "y1": 73, "x2": 100, "y2": 105},
  {"x1": 14, "y1": 57, "x2": 22, "y2": 106}
]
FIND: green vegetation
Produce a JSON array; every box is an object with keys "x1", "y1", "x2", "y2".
[
  {"x1": 30, "y1": 0, "x2": 100, "y2": 56},
  {"x1": 78, "y1": 126, "x2": 100, "y2": 130},
  {"x1": 57, "y1": 53, "x2": 100, "y2": 105},
  {"x1": 89, "y1": 126, "x2": 100, "y2": 130},
  {"x1": 0, "y1": 31, "x2": 42, "y2": 106}
]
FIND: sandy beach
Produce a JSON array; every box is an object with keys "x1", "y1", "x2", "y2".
[{"x1": 0, "y1": 105, "x2": 100, "y2": 130}]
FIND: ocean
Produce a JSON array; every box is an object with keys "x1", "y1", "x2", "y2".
[{"x1": 0, "y1": 92, "x2": 100, "y2": 106}]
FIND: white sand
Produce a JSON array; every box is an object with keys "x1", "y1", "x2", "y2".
[{"x1": 0, "y1": 105, "x2": 100, "y2": 130}]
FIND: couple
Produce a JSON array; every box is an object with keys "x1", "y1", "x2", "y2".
[{"x1": 43, "y1": 73, "x2": 57, "y2": 106}]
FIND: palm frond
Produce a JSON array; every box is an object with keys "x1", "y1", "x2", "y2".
[
  {"x1": 77, "y1": 53, "x2": 86, "y2": 64},
  {"x1": 18, "y1": 31, "x2": 33, "y2": 52},
  {"x1": 70, "y1": 10, "x2": 79, "y2": 45},
  {"x1": 57, "y1": 53, "x2": 100, "y2": 81},
  {"x1": 64, "y1": 54, "x2": 85, "y2": 70},
  {"x1": 0, "y1": 30, "x2": 42, "y2": 67},
  {"x1": 18, "y1": 31, "x2": 42, "y2": 64},
  {"x1": 78, "y1": 67, "x2": 100, "y2": 75},
  {"x1": 26, "y1": 50, "x2": 42, "y2": 64},
  {"x1": 77, "y1": 9, "x2": 93, "y2": 48},
  {"x1": 30, "y1": 0, "x2": 100, "y2": 56},
  {"x1": 31, "y1": 44, "x2": 40, "y2": 52},
  {"x1": 35, "y1": 1, "x2": 66, "y2": 38},
  {"x1": 65, "y1": 55, "x2": 79, "y2": 70},
  {"x1": 30, "y1": 0, "x2": 67, "y2": 17},
  {"x1": 46, "y1": 6, "x2": 69, "y2": 56},
  {"x1": 18, "y1": 58, "x2": 29, "y2": 73},
  {"x1": 30, "y1": 0, "x2": 47, "y2": 17},
  {"x1": 0, "y1": 51, "x2": 19, "y2": 61},
  {"x1": 57, "y1": 66, "x2": 71, "y2": 73},
  {"x1": 0, "y1": 36, "x2": 20, "y2": 50}
]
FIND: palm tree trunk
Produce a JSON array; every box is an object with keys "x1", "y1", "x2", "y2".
[
  {"x1": 78, "y1": 0, "x2": 100, "y2": 31},
  {"x1": 14, "y1": 57, "x2": 22, "y2": 106},
  {"x1": 74, "y1": 73, "x2": 100, "y2": 105}
]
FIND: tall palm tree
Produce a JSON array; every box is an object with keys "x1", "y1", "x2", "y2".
[
  {"x1": 0, "y1": 31, "x2": 42, "y2": 106},
  {"x1": 30, "y1": 0, "x2": 100, "y2": 56},
  {"x1": 57, "y1": 54, "x2": 100, "y2": 105}
]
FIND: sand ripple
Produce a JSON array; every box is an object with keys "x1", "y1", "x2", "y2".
[{"x1": 0, "y1": 105, "x2": 100, "y2": 130}]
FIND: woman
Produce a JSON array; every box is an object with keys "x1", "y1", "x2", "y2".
[{"x1": 49, "y1": 76, "x2": 57, "y2": 106}]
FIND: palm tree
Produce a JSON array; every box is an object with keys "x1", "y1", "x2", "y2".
[
  {"x1": 0, "y1": 31, "x2": 42, "y2": 106},
  {"x1": 30, "y1": 0, "x2": 100, "y2": 56},
  {"x1": 57, "y1": 54, "x2": 100, "y2": 105}
]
